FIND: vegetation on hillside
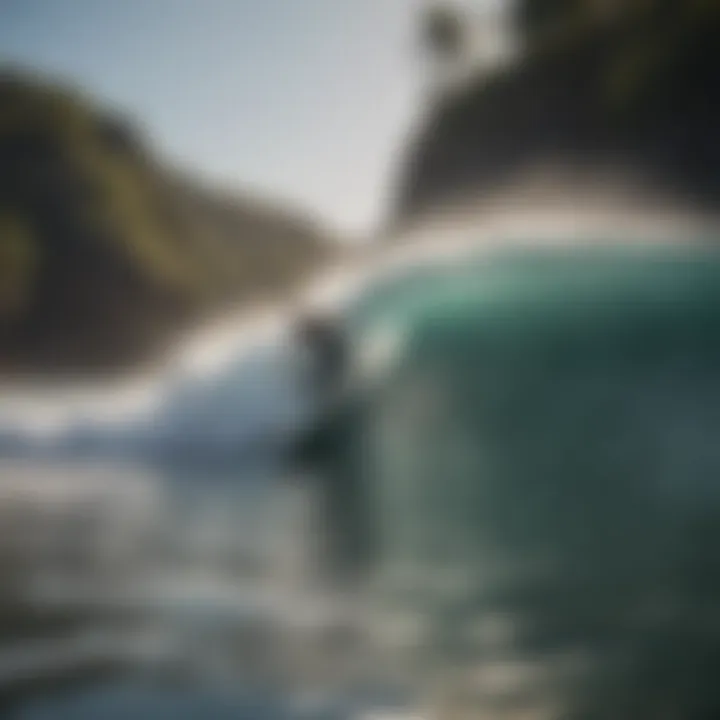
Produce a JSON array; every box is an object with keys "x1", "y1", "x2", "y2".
[
  {"x1": 0, "y1": 70, "x2": 334, "y2": 374},
  {"x1": 397, "y1": 0, "x2": 720, "y2": 220}
]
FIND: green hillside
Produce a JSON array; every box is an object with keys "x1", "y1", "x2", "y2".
[{"x1": 0, "y1": 70, "x2": 334, "y2": 375}]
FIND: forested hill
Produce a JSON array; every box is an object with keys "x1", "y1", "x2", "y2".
[
  {"x1": 0, "y1": 70, "x2": 335, "y2": 375},
  {"x1": 396, "y1": 0, "x2": 720, "y2": 224}
]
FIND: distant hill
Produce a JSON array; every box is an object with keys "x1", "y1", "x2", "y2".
[
  {"x1": 0, "y1": 70, "x2": 336, "y2": 375},
  {"x1": 395, "y1": 0, "x2": 720, "y2": 225}
]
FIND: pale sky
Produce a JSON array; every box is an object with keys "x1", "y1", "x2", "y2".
[{"x1": 0, "y1": 0, "x2": 433, "y2": 236}]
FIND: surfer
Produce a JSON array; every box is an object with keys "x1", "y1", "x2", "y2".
[{"x1": 286, "y1": 311, "x2": 373, "y2": 589}]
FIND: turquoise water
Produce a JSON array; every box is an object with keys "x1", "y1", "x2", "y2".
[
  {"x1": 351, "y1": 247, "x2": 720, "y2": 718},
  {"x1": 5, "y1": 245, "x2": 720, "y2": 718}
]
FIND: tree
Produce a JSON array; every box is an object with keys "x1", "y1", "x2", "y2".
[
  {"x1": 422, "y1": 3, "x2": 467, "y2": 64},
  {"x1": 420, "y1": 2, "x2": 471, "y2": 96}
]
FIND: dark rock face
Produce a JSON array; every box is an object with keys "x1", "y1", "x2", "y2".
[{"x1": 395, "y1": 3, "x2": 720, "y2": 225}]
